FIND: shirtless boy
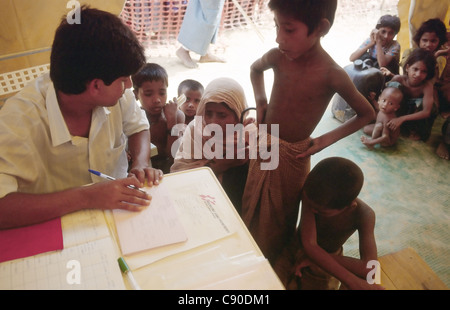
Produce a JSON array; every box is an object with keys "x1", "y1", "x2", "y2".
[
  {"x1": 241, "y1": 0, "x2": 375, "y2": 263},
  {"x1": 274, "y1": 157, "x2": 383, "y2": 290},
  {"x1": 361, "y1": 86, "x2": 404, "y2": 148},
  {"x1": 132, "y1": 63, "x2": 185, "y2": 173},
  {"x1": 177, "y1": 79, "x2": 204, "y2": 125}
]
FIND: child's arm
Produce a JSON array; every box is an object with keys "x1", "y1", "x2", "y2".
[
  {"x1": 250, "y1": 49, "x2": 277, "y2": 124},
  {"x1": 374, "y1": 32, "x2": 396, "y2": 68},
  {"x1": 387, "y1": 81, "x2": 434, "y2": 131},
  {"x1": 299, "y1": 202, "x2": 381, "y2": 290},
  {"x1": 164, "y1": 100, "x2": 185, "y2": 159},
  {"x1": 349, "y1": 34, "x2": 375, "y2": 62},
  {"x1": 297, "y1": 66, "x2": 376, "y2": 158},
  {"x1": 330, "y1": 200, "x2": 381, "y2": 280}
]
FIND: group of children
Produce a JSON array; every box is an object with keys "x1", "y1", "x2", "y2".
[
  {"x1": 132, "y1": 0, "x2": 450, "y2": 290},
  {"x1": 130, "y1": 0, "x2": 384, "y2": 290},
  {"x1": 2, "y1": 0, "x2": 447, "y2": 291},
  {"x1": 353, "y1": 15, "x2": 449, "y2": 159}
]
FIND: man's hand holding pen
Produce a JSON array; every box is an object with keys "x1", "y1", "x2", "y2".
[{"x1": 84, "y1": 177, "x2": 152, "y2": 212}]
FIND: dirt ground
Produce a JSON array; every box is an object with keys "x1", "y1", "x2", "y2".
[{"x1": 145, "y1": 1, "x2": 399, "y2": 107}]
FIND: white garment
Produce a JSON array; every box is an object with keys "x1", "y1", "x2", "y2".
[
  {"x1": 0, "y1": 73, "x2": 149, "y2": 198},
  {"x1": 177, "y1": 0, "x2": 226, "y2": 56}
]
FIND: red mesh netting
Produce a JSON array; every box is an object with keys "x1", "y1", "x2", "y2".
[{"x1": 120, "y1": 0, "x2": 270, "y2": 56}]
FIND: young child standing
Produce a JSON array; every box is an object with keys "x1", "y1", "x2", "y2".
[
  {"x1": 132, "y1": 63, "x2": 185, "y2": 173},
  {"x1": 177, "y1": 79, "x2": 204, "y2": 125},
  {"x1": 242, "y1": 0, "x2": 375, "y2": 263},
  {"x1": 350, "y1": 14, "x2": 401, "y2": 76},
  {"x1": 387, "y1": 48, "x2": 437, "y2": 141},
  {"x1": 273, "y1": 157, "x2": 383, "y2": 290},
  {"x1": 361, "y1": 86, "x2": 404, "y2": 148}
]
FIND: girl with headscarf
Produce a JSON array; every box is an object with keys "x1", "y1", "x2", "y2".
[{"x1": 170, "y1": 77, "x2": 255, "y2": 213}]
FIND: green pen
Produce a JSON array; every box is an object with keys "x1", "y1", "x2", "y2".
[{"x1": 118, "y1": 257, "x2": 141, "y2": 290}]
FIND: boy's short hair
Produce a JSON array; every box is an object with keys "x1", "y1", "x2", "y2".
[
  {"x1": 268, "y1": 0, "x2": 337, "y2": 35},
  {"x1": 50, "y1": 5, "x2": 145, "y2": 94},
  {"x1": 376, "y1": 14, "x2": 401, "y2": 34},
  {"x1": 177, "y1": 79, "x2": 205, "y2": 96},
  {"x1": 132, "y1": 63, "x2": 169, "y2": 90},
  {"x1": 403, "y1": 48, "x2": 437, "y2": 81},
  {"x1": 413, "y1": 18, "x2": 448, "y2": 48},
  {"x1": 303, "y1": 157, "x2": 364, "y2": 210}
]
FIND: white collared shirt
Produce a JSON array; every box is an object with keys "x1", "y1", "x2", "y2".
[{"x1": 0, "y1": 73, "x2": 149, "y2": 198}]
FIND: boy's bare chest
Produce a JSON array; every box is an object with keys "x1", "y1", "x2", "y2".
[
  {"x1": 316, "y1": 211, "x2": 357, "y2": 240},
  {"x1": 274, "y1": 66, "x2": 330, "y2": 99}
]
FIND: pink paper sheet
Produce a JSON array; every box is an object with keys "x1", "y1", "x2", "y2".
[{"x1": 0, "y1": 218, "x2": 63, "y2": 263}]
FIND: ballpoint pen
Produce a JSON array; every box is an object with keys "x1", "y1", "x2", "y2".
[
  {"x1": 118, "y1": 257, "x2": 141, "y2": 290},
  {"x1": 88, "y1": 169, "x2": 147, "y2": 194}
]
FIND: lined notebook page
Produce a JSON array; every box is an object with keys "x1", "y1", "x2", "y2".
[
  {"x1": 61, "y1": 209, "x2": 111, "y2": 249},
  {"x1": 113, "y1": 182, "x2": 187, "y2": 255},
  {"x1": 0, "y1": 236, "x2": 124, "y2": 290}
]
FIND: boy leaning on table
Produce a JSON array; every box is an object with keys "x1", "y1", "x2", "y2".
[{"x1": 0, "y1": 6, "x2": 163, "y2": 230}]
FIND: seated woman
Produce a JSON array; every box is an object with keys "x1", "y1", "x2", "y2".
[{"x1": 170, "y1": 77, "x2": 254, "y2": 214}]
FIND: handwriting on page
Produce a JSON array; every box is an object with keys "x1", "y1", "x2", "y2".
[
  {"x1": 113, "y1": 183, "x2": 187, "y2": 256},
  {"x1": 0, "y1": 237, "x2": 124, "y2": 290}
]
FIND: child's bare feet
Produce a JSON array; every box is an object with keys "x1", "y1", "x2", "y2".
[
  {"x1": 199, "y1": 52, "x2": 226, "y2": 63},
  {"x1": 436, "y1": 142, "x2": 449, "y2": 160},
  {"x1": 176, "y1": 47, "x2": 198, "y2": 68},
  {"x1": 361, "y1": 136, "x2": 374, "y2": 149}
]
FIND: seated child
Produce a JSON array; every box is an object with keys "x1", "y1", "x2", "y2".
[
  {"x1": 132, "y1": 63, "x2": 185, "y2": 173},
  {"x1": 400, "y1": 18, "x2": 447, "y2": 70},
  {"x1": 171, "y1": 77, "x2": 253, "y2": 214},
  {"x1": 387, "y1": 49, "x2": 437, "y2": 141},
  {"x1": 435, "y1": 19, "x2": 450, "y2": 116},
  {"x1": 361, "y1": 86, "x2": 404, "y2": 148},
  {"x1": 273, "y1": 157, "x2": 383, "y2": 290},
  {"x1": 350, "y1": 14, "x2": 401, "y2": 77},
  {"x1": 177, "y1": 79, "x2": 204, "y2": 125}
]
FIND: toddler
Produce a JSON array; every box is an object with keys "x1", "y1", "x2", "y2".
[{"x1": 361, "y1": 86, "x2": 404, "y2": 148}]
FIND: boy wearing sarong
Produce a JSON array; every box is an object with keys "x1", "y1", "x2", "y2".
[{"x1": 242, "y1": 0, "x2": 375, "y2": 263}]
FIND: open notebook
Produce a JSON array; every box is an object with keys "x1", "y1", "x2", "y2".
[{"x1": 113, "y1": 183, "x2": 188, "y2": 256}]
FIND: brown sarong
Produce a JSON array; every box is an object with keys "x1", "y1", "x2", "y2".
[{"x1": 241, "y1": 131, "x2": 311, "y2": 263}]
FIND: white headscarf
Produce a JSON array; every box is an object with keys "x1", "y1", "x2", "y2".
[{"x1": 170, "y1": 77, "x2": 248, "y2": 172}]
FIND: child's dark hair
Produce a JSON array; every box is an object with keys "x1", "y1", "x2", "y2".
[
  {"x1": 376, "y1": 15, "x2": 401, "y2": 34},
  {"x1": 132, "y1": 63, "x2": 169, "y2": 90},
  {"x1": 268, "y1": 0, "x2": 337, "y2": 35},
  {"x1": 177, "y1": 79, "x2": 204, "y2": 96},
  {"x1": 403, "y1": 48, "x2": 437, "y2": 81},
  {"x1": 413, "y1": 18, "x2": 447, "y2": 49},
  {"x1": 50, "y1": 5, "x2": 146, "y2": 94},
  {"x1": 303, "y1": 157, "x2": 364, "y2": 210}
]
